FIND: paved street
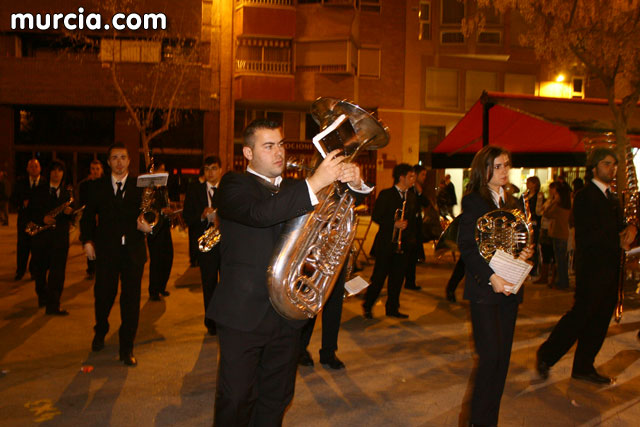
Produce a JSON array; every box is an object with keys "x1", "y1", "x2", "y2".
[{"x1": 1, "y1": 214, "x2": 640, "y2": 426}]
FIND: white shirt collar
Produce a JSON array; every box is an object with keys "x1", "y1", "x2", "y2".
[
  {"x1": 247, "y1": 166, "x2": 282, "y2": 187},
  {"x1": 489, "y1": 186, "x2": 505, "y2": 208},
  {"x1": 206, "y1": 181, "x2": 218, "y2": 191},
  {"x1": 591, "y1": 178, "x2": 610, "y2": 196},
  {"x1": 111, "y1": 173, "x2": 128, "y2": 190}
]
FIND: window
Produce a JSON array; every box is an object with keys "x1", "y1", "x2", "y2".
[
  {"x1": 418, "y1": 1, "x2": 431, "y2": 41},
  {"x1": 100, "y1": 39, "x2": 161, "y2": 63},
  {"x1": 236, "y1": 37, "x2": 292, "y2": 75},
  {"x1": 441, "y1": 0, "x2": 464, "y2": 25},
  {"x1": 425, "y1": 68, "x2": 459, "y2": 109},
  {"x1": 504, "y1": 73, "x2": 536, "y2": 95}
]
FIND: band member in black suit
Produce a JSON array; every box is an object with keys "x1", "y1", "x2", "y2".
[
  {"x1": 187, "y1": 169, "x2": 206, "y2": 267},
  {"x1": 11, "y1": 158, "x2": 45, "y2": 281},
  {"x1": 78, "y1": 159, "x2": 104, "y2": 280},
  {"x1": 183, "y1": 155, "x2": 222, "y2": 335},
  {"x1": 209, "y1": 119, "x2": 366, "y2": 425},
  {"x1": 458, "y1": 146, "x2": 533, "y2": 427},
  {"x1": 28, "y1": 160, "x2": 75, "y2": 314},
  {"x1": 363, "y1": 163, "x2": 417, "y2": 319},
  {"x1": 404, "y1": 164, "x2": 431, "y2": 290},
  {"x1": 80, "y1": 143, "x2": 151, "y2": 367},
  {"x1": 536, "y1": 148, "x2": 636, "y2": 385},
  {"x1": 145, "y1": 161, "x2": 174, "y2": 301}
]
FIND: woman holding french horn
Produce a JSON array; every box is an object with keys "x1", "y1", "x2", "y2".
[{"x1": 457, "y1": 145, "x2": 534, "y2": 427}]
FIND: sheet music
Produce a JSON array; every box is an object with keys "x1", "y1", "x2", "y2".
[
  {"x1": 345, "y1": 275, "x2": 369, "y2": 296},
  {"x1": 311, "y1": 114, "x2": 348, "y2": 158},
  {"x1": 488, "y1": 249, "x2": 532, "y2": 294},
  {"x1": 137, "y1": 173, "x2": 169, "y2": 187}
]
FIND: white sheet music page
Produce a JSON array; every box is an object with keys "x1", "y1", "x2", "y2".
[
  {"x1": 345, "y1": 275, "x2": 369, "y2": 296},
  {"x1": 488, "y1": 249, "x2": 532, "y2": 294}
]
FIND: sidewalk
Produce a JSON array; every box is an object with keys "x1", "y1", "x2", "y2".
[{"x1": 1, "y1": 214, "x2": 639, "y2": 426}]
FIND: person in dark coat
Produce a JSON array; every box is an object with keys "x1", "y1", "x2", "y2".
[
  {"x1": 80, "y1": 143, "x2": 151, "y2": 367},
  {"x1": 536, "y1": 147, "x2": 636, "y2": 385},
  {"x1": 11, "y1": 158, "x2": 46, "y2": 281},
  {"x1": 208, "y1": 119, "x2": 367, "y2": 425},
  {"x1": 28, "y1": 160, "x2": 75, "y2": 314},
  {"x1": 404, "y1": 164, "x2": 431, "y2": 290},
  {"x1": 363, "y1": 163, "x2": 417, "y2": 319},
  {"x1": 77, "y1": 159, "x2": 104, "y2": 280},
  {"x1": 182, "y1": 155, "x2": 223, "y2": 335},
  {"x1": 458, "y1": 145, "x2": 533, "y2": 427}
]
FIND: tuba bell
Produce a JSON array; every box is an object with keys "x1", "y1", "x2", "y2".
[{"x1": 267, "y1": 98, "x2": 389, "y2": 320}]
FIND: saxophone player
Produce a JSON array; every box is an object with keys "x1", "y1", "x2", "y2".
[
  {"x1": 209, "y1": 119, "x2": 367, "y2": 426},
  {"x1": 536, "y1": 147, "x2": 636, "y2": 385},
  {"x1": 182, "y1": 155, "x2": 223, "y2": 335},
  {"x1": 80, "y1": 143, "x2": 151, "y2": 366},
  {"x1": 28, "y1": 160, "x2": 75, "y2": 315}
]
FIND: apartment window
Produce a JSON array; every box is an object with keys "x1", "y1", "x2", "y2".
[
  {"x1": 418, "y1": 1, "x2": 431, "y2": 41},
  {"x1": 465, "y1": 71, "x2": 497, "y2": 109},
  {"x1": 100, "y1": 39, "x2": 161, "y2": 63},
  {"x1": 441, "y1": 0, "x2": 464, "y2": 25},
  {"x1": 236, "y1": 37, "x2": 292, "y2": 75},
  {"x1": 425, "y1": 68, "x2": 459, "y2": 109}
]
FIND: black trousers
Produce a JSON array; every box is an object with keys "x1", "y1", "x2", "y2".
[
  {"x1": 198, "y1": 246, "x2": 219, "y2": 331},
  {"x1": 364, "y1": 247, "x2": 409, "y2": 314},
  {"x1": 214, "y1": 308, "x2": 301, "y2": 427},
  {"x1": 300, "y1": 267, "x2": 346, "y2": 357},
  {"x1": 446, "y1": 258, "x2": 465, "y2": 294},
  {"x1": 537, "y1": 284, "x2": 617, "y2": 374},
  {"x1": 16, "y1": 227, "x2": 32, "y2": 276},
  {"x1": 31, "y1": 237, "x2": 69, "y2": 310},
  {"x1": 469, "y1": 300, "x2": 518, "y2": 426},
  {"x1": 94, "y1": 245, "x2": 145, "y2": 354},
  {"x1": 188, "y1": 226, "x2": 200, "y2": 266},
  {"x1": 147, "y1": 226, "x2": 174, "y2": 296},
  {"x1": 404, "y1": 243, "x2": 420, "y2": 288}
]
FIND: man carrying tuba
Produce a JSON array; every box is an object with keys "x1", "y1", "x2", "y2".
[{"x1": 208, "y1": 119, "x2": 369, "y2": 426}]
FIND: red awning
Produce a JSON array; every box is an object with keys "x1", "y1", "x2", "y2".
[{"x1": 433, "y1": 92, "x2": 640, "y2": 155}]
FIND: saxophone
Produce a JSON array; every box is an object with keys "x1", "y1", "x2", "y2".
[
  {"x1": 25, "y1": 187, "x2": 74, "y2": 236},
  {"x1": 198, "y1": 213, "x2": 221, "y2": 252},
  {"x1": 267, "y1": 98, "x2": 389, "y2": 320}
]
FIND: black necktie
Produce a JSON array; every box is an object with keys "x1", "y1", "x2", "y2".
[
  {"x1": 499, "y1": 197, "x2": 505, "y2": 208},
  {"x1": 50, "y1": 187, "x2": 58, "y2": 199},
  {"x1": 605, "y1": 188, "x2": 612, "y2": 200},
  {"x1": 400, "y1": 190, "x2": 406, "y2": 201},
  {"x1": 116, "y1": 181, "x2": 124, "y2": 200}
]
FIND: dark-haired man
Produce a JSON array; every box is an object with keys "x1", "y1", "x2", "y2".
[
  {"x1": 81, "y1": 143, "x2": 151, "y2": 366},
  {"x1": 209, "y1": 119, "x2": 368, "y2": 425},
  {"x1": 404, "y1": 164, "x2": 431, "y2": 290},
  {"x1": 363, "y1": 163, "x2": 417, "y2": 319},
  {"x1": 536, "y1": 148, "x2": 636, "y2": 384},
  {"x1": 183, "y1": 155, "x2": 223, "y2": 335},
  {"x1": 29, "y1": 160, "x2": 75, "y2": 314}
]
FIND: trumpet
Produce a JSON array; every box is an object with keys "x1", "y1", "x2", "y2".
[{"x1": 392, "y1": 200, "x2": 407, "y2": 254}]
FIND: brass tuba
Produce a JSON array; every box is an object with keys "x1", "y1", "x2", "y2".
[{"x1": 267, "y1": 98, "x2": 389, "y2": 320}]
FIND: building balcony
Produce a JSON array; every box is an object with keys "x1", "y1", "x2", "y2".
[{"x1": 234, "y1": 1, "x2": 295, "y2": 38}]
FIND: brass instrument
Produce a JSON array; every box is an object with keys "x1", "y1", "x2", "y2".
[
  {"x1": 25, "y1": 186, "x2": 75, "y2": 236},
  {"x1": 392, "y1": 200, "x2": 407, "y2": 254},
  {"x1": 475, "y1": 209, "x2": 532, "y2": 262},
  {"x1": 267, "y1": 97, "x2": 389, "y2": 320},
  {"x1": 137, "y1": 151, "x2": 162, "y2": 232},
  {"x1": 584, "y1": 134, "x2": 639, "y2": 322},
  {"x1": 198, "y1": 214, "x2": 221, "y2": 252}
]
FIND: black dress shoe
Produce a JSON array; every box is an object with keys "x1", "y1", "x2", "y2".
[
  {"x1": 405, "y1": 285, "x2": 422, "y2": 290},
  {"x1": 571, "y1": 371, "x2": 613, "y2": 384},
  {"x1": 298, "y1": 350, "x2": 314, "y2": 367},
  {"x1": 14, "y1": 272, "x2": 24, "y2": 281},
  {"x1": 320, "y1": 353, "x2": 345, "y2": 370},
  {"x1": 386, "y1": 311, "x2": 409, "y2": 319},
  {"x1": 160, "y1": 291, "x2": 170, "y2": 297},
  {"x1": 363, "y1": 308, "x2": 373, "y2": 320},
  {"x1": 119, "y1": 352, "x2": 137, "y2": 366},
  {"x1": 536, "y1": 351, "x2": 550, "y2": 380},
  {"x1": 91, "y1": 335, "x2": 105, "y2": 352},
  {"x1": 45, "y1": 308, "x2": 69, "y2": 316},
  {"x1": 149, "y1": 294, "x2": 161, "y2": 301},
  {"x1": 207, "y1": 327, "x2": 217, "y2": 336},
  {"x1": 446, "y1": 291, "x2": 456, "y2": 303}
]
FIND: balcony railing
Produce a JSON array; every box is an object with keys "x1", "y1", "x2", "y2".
[{"x1": 236, "y1": 59, "x2": 291, "y2": 74}]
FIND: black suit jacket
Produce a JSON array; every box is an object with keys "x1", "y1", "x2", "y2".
[
  {"x1": 371, "y1": 186, "x2": 418, "y2": 256},
  {"x1": 80, "y1": 175, "x2": 147, "y2": 265},
  {"x1": 12, "y1": 176, "x2": 47, "y2": 228},
  {"x1": 183, "y1": 181, "x2": 217, "y2": 237},
  {"x1": 208, "y1": 172, "x2": 315, "y2": 332},
  {"x1": 28, "y1": 183, "x2": 74, "y2": 245},
  {"x1": 573, "y1": 182, "x2": 623, "y2": 300},
  {"x1": 459, "y1": 191, "x2": 523, "y2": 304}
]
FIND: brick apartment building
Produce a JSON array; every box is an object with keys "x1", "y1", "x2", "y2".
[{"x1": 0, "y1": 0, "x2": 586, "y2": 199}]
